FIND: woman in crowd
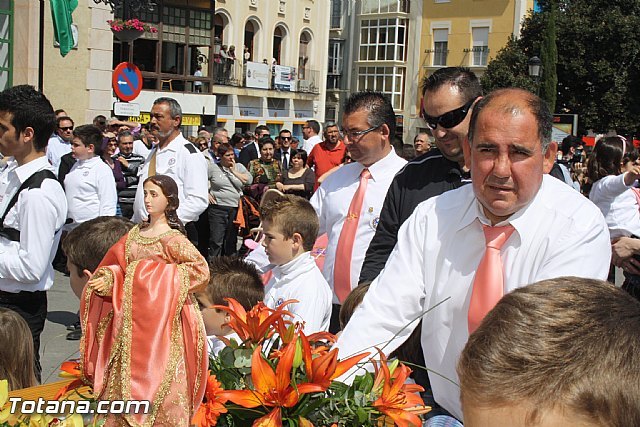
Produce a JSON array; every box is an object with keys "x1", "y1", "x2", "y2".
[
  {"x1": 276, "y1": 149, "x2": 315, "y2": 199},
  {"x1": 248, "y1": 138, "x2": 281, "y2": 200},
  {"x1": 208, "y1": 143, "x2": 252, "y2": 257},
  {"x1": 101, "y1": 132, "x2": 126, "y2": 215}
]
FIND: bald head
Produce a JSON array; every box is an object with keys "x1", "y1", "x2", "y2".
[{"x1": 469, "y1": 88, "x2": 552, "y2": 151}]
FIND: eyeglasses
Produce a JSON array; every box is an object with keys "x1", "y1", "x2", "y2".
[
  {"x1": 421, "y1": 97, "x2": 478, "y2": 130},
  {"x1": 59, "y1": 126, "x2": 74, "y2": 131},
  {"x1": 341, "y1": 125, "x2": 381, "y2": 142}
]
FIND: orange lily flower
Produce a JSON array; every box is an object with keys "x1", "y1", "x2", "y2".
[
  {"x1": 214, "y1": 298, "x2": 296, "y2": 344},
  {"x1": 54, "y1": 360, "x2": 85, "y2": 400},
  {"x1": 192, "y1": 372, "x2": 228, "y2": 427},
  {"x1": 371, "y1": 352, "x2": 425, "y2": 427},
  {"x1": 220, "y1": 339, "x2": 324, "y2": 426},
  {"x1": 300, "y1": 333, "x2": 369, "y2": 391}
]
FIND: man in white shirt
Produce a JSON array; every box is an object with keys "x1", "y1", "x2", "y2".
[
  {"x1": 302, "y1": 119, "x2": 322, "y2": 154},
  {"x1": 334, "y1": 88, "x2": 611, "y2": 421},
  {"x1": 132, "y1": 97, "x2": 208, "y2": 241},
  {"x1": 0, "y1": 85, "x2": 67, "y2": 380},
  {"x1": 310, "y1": 91, "x2": 407, "y2": 332},
  {"x1": 46, "y1": 115, "x2": 74, "y2": 171}
]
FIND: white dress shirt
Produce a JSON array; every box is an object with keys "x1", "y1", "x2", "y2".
[
  {"x1": 0, "y1": 156, "x2": 67, "y2": 292},
  {"x1": 132, "y1": 139, "x2": 152, "y2": 159},
  {"x1": 64, "y1": 156, "x2": 117, "y2": 225},
  {"x1": 46, "y1": 134, "x2": 72, "y2": 172},
  {"x1": 310, "y1": 149, "x2": 407, "y2": 303},
  {"x1": 303, "y1": 135, "x2": 322, "y2": 155},
  {"x1": 589, "y1": 173, "x2": 640, "y2": 238},
  {"x1": 335, "y1": 175, "x2": 611, "y2": 421},
  {"x1": 207, "y1": 332, "x2": 241, "y2": 357},
  {"x1": 132, "y1": 134, "x2": 208, "y2": 224},
  {"x1": 264, "y1": 252, "x2": 333, "y2": 334}
]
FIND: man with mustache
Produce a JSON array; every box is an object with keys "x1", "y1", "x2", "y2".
[
  {"x1": 335, "y1": 88, "x2": 611, "y2": 422},
  {"x1": 132, "y1": 97, "x2": 208, "y2": 242}
]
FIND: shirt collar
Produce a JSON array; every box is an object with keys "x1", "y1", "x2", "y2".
[
  {"x1": 14, "y1": 156, "x2": 52, "y2": 184},
  {"x1": 157, "y1": 133, "x2": 184, "y2": 153},
  {"x1": 272, "y1": 252, "x2": 314, "y2": 281},
  {"x1": 358, "y1": 149, "x2": 402, "y2": 182}
]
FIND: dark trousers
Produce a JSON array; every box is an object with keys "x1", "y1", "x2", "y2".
[
  {"x1": 208, "y1": 204, "x2": 239, "y2": 258},
  {"x1": 120, "y1": 202, "x2": 134, "y2": 221},
  {"x1": 0, "y1": 290, "x2": 47, "y2": 382},
  {"x1": 195, "y1": 207, "x2": 211, "y2": 258},
  {"x1": 185, "y1": 221, "x2": 199, "y2": 248}
]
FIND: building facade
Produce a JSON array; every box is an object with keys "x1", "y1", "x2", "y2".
[
  {"x1": 212, "y1": 0, "x2": 330, "y2": 139},
  {"x1": 8, "y1": 0, "x2": 330, "y2": 140},
  {"x1": 325, "y1": 0, "x2": 534, "y2": 142}
]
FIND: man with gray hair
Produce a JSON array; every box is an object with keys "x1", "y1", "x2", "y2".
[
  {"x1": 335, "y1": 88, "x2": 611, "y2": 421},
  {"x1": 413, "y1": 131, "x2": 431, "y2": 157},
  {"x1": 132, "y1": 97, "x2": 208, "y2": 238}
]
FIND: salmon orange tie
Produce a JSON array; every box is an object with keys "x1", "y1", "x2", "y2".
[
  {"x1": 468, "y1": 224, "x2": 515, "y2": 333},
  {"x1": 334, "y1": 168, "x2": 371, "y2": 303}
]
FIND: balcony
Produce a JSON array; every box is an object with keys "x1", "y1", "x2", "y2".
[{"x1": 213, "y1": 60, "x2": 321, "y2": 95}]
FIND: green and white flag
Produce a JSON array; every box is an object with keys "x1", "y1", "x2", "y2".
[{"x1": 50, "y1": 0, "x2": 78, "y2": 57}]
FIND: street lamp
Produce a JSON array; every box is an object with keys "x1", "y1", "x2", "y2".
[{"x1": 528, "y1": 56, "x2": 542, "y2": 95}]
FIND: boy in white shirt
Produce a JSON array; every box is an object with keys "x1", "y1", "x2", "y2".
[
  {"x1": 196, "y1": 256, "x2": 264, "y2": 356},
  {"x1": 261, "y1": 194, "x2": 332, "y2": 333},
  {"x1": 64, "y1": 125, "x2": 117, "y2": 228}
]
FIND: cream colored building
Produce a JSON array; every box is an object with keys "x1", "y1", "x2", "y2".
[{"x1": 8, "y1": 0, "x2": 329, "y2": 139}]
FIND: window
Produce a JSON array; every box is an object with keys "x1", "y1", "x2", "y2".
[
  {"x1": 0, "y1": 0, "x2": 11, "y2": 90},
  {"x1": 113, "y1": 4, "x2": 214, "y2": 93},
  {"x1": 357, "y1": 66, "x2": 405, "y2": 109},
  {"x1": 359, "y1": 18, "x2": 407, "y2": 62},
  {"x1": 433, "y1": 29, "x2": 448, "y2": 66},
  {"x1": 471, "y1": 27, "x2": 489, "y2": 66},
  {"x1": 328, "y1": 40, "x2": 342, "y2": 75},
  {"x1": 361, "y1": 0, "x2": 409, "y2": 14},
  {"x1": 330, "y1": 0, "x2": 342, "y2": 29}
]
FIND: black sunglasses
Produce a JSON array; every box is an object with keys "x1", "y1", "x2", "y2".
[
  {"x1": 59, "y1": 126, "x2": 74, "y2": 131},
  {"x1": 422, "y1": 97, "x2": 478, "y2": 130}
]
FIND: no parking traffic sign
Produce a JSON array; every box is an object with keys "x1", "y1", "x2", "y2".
[{"x1": 112, "y1": 62, "x2": 143, "y2": 102}]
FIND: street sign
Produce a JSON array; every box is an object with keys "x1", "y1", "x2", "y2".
[
  {"x1": 114, "y1": 102, "x2": 140, "y2": 117},
  {"x1": 112, "y1": 62, "x2": 143, "y2": 102}
]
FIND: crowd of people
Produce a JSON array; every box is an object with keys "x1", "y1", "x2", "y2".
[{"x1": 0, "y1": 65, "x2": 639, "y2": 426}]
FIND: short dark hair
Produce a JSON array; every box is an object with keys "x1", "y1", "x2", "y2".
[
  {"x1": 0, "y1": 85, "x2": 56, "y2": 152},
  {"x1": 305, "y1": 120, "x2": 320, "y2": 134},
  {"x1": 56, "y1": 116, "x2": 74, "y2": 128},
  {"x1": 217, "y1": 142, "x2": 234, "y2": 157},
  {"x1": 117, "y1": 130, "x2": 133, "y2": 141},
  {"x1": 72, "y1": 124, "x2": 103, "y2": 151},
  {"x1": 255, "y1": 124, "x2": 270, "y2": 135},
  {"x1": 561, "y1": 135, "x2": 583, "y2": 155},
  {"x1": 421, "y1": 67, "x2": 482, "y2": 103},
  {"x1": 258, "y1": 137, "x2": 275, "y2": 149},
  {"x1": 291, "y1": 148, "x2": 308, "y2": 164},
  {"x1": 54, "y1": 109, "x2": 67, "y2": 116},
  {"x1": 279, "y1": 128, "x2": 292, "y2": 137},
  {"x1": 343, "y1": 91, "x2": 396, "y2": 137},
  {"x1": 200, "y1": 256, "x2": 264, "y2": 310},
  {"x1": 63, "y1": 216, "x2": 134, "y2": 273},
  {"x1": 468, "y1": 88, "x2": 552, "y2": 151},
  {"x1": 260, "y1": 193, "x2": 319, "y2": 252},
  {"x1": 458, "y1": 277, "x2": 640, "y2": 426}
]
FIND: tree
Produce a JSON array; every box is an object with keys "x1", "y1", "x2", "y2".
[
  {"x1": 482, "y1": 0, "x2": 640, "y2": 135},
  {"x1": 539, "y1": 0, "x2": 558, "y2": 112},
  {"x1": 481, "y1": 36, "x2": 536, "y2": 94}
]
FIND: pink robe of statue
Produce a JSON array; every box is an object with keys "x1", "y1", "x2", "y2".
[{"x1": 80, "y1": 225, "x2": 210, "y2": 426}]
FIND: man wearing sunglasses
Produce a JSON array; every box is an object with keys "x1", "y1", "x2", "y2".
[
  {"x1": 360, "y1": 67, "x2": 480, "y2": 284},
  {"x1": 274, "y1": 129, "x2": 293, "y2": 170},
  {"x1": 46, "y1": 115, "x2": 75, "y2": 171}
]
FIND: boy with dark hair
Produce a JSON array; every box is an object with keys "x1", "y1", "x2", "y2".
[
  {"x1": 64, "y1": 124, "x2": 117, "y2": 229},
  {"x1": 458, "y1": 277, "x2": 640, "y2": 426},
  {"x1": 0, "y1": 85, "x2": 67, "y2": 381},
  {"x1": 62, "y1": 216, "x2": 135, "y2": 299},
  {"x1": 261, "y1": 194, "x2": 332, "y2": 333},
  {"x1": 196, "y1": 256, "x2": 264, "y2": 356}
]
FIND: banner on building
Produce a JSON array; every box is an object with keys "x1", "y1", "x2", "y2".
[
  {"x1": 274, "y1": 65, "x2": 297, "y2": 92},
  {"x1": 245, "y1": 62, "x2": 270, "y2": 89}
]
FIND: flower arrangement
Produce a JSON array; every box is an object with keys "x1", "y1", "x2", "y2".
[
  {"x1": 107, "y1": 18, "x2": 158, "y2": 34},
  {"x1": 194, "y1": 298, "x2": 430, "y2": 427}
]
